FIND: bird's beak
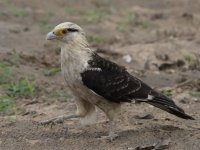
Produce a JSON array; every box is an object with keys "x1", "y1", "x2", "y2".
[{"x1": 46, "y1": 31, "x2": 57, "y2": 40}]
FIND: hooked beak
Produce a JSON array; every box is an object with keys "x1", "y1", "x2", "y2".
[{"x1": 46, "y1": 31, "x2": 57, "y2": 40}]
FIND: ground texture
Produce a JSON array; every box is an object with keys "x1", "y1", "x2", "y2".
[{"x1": 0, "y1": 0, "x2": 200, "y2": 150}]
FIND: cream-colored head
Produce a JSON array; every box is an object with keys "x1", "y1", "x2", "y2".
[{"x1": 46, "y1": 22, "x2": 88, "y2": 47}]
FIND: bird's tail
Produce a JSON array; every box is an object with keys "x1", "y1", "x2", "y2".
[{"x1": 145, "y1": 93, "x2": 194, "y2": 120}]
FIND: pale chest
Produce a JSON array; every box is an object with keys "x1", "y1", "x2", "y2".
[
  {"x1": 61, "y1": 48, "x2": 87, "y2": 81},
  {"x1": 60, "y1": 52, "x2": 99, "y2": 103}
]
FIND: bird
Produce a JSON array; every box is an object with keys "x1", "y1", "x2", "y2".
[{"x1": 41, "y1": 22, "x2": 194, "y2": 140}]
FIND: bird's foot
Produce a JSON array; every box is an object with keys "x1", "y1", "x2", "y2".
[
  {"x1": 39, "y1": 115, "x2": 66, "y2": 126},
  {"x1": 99, "y1": 133, "x2": 118, "y2": 141},
  {"x1": 39, "y1": 114, "x2": 79, "y2": 127}
]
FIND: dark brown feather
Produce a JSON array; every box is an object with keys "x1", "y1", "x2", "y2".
[{"x1": 81, "y1": 53, "x2": 194, "y2": 120}]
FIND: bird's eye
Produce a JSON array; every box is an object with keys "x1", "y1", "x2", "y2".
[{"x1": 61, "y1": 29, "x2": 67, "y2": 34}]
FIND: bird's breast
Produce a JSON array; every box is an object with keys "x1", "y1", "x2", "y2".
[{"x1": 61, "y1": 50, "x2": 87, "y2": 84}]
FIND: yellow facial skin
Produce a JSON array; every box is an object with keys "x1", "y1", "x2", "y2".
[
  {"x1": 46, "y1": 28, "x2": 67, "y2": 40},
  {"x1": 52, "y1": 28, "x2": 67, "y2": 37}
]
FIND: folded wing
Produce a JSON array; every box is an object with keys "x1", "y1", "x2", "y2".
[{"x1": 81, "y1": 54, "x2": 194, "y2": 120}]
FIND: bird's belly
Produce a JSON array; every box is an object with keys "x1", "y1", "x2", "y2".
[
  {"x1": 62, "y1": 69, "x2": 121, "y2": 120},
  {"x1": 62, "y1": 70, "x2": 91, "y2": 99},
  {"x1": 70, "y1": 83, "x2": 121, "y2": 119}
]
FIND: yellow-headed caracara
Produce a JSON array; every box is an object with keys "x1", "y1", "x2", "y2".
[{"x1": 41, "y1": 22, "x2": 194, "y2": 140}]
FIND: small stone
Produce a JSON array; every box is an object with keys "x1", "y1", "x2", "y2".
[
  {"x1": 123, "y1": 55, "x2": 132, "y2": 63},
  {"x1": 24, "y1": 27, "x2": 30, "y2": 32}
]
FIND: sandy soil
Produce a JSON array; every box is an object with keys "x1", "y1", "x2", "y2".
[{"x1": 0, "y1": 0, "x2": 200, "y2": 150}]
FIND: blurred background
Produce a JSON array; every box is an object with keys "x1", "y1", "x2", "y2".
[{"x1": 0, "y1": 0, "x2": 200, "y2": 150}]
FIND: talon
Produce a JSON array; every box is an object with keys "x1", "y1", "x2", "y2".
[
  {"x1": 55, "y1": 119, "x2": 64, "y2": 124},
  {"x1": 99, "y1": 133, "x2": 118, "y2": 141},
  {"x1": 38, "y1": 114, "x2": 79, "y2": 128},
  {"x1": 50, "y1": 122, "x2": 55, "y2": 128},
  {"x1": 39, "y1": 121, "x2": 50, "y2": 125},
  {"x1": 62, "y1": 125, "x2": 69, "y2": 138},
  {"x1": 38, "y1": 119, "x2": 57, "y2": 126}
]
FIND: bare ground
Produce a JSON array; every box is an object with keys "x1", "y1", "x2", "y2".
[{"x1": 0, "y1": 0, "x2": 200, "y2": 150}]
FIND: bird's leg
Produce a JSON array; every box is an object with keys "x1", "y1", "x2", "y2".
[
  {"x1": 39, "y1": 114, "x2": 81, "y2": 125},
  {"x1": 100, "y1": 121, "x2": 118, "y2": 141}
]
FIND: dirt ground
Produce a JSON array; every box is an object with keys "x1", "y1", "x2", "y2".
[{"x1": 0, "y1": 0, "x2": 200, "y2": 150}]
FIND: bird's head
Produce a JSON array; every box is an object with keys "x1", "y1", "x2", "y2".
[{"x1": 46, "y1": 22, "x2": 88, "y2": 47}]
